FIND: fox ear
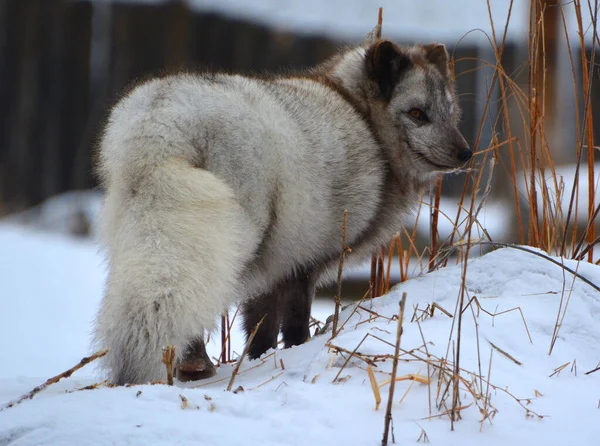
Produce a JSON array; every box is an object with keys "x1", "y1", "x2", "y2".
[
  {"x1": 425, "y1": 44, "x2": 449, "y2": 77},
  {"x1": 365, "y1": 40, "x2": 410, "y2": 101}
]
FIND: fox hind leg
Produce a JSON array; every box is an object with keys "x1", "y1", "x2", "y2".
[
  {"x1": 241, "y1": 288, "x2": 282, "y2": 360},
  {"x1": 281, "y1": 273, "x2": 316, "y2": 349},
  {"x1": 241, "y1": 272, "x2": 317, "y2": 360}
]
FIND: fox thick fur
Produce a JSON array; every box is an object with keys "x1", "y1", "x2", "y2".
[{"x1": 94, "y1": 40, "x2": 471, "y2": 384}]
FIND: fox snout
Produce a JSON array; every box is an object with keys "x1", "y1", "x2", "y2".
[
  {"x1": 457, "y1": 148, "x2": 473, "y2": 163},
  {"x1": 449, "y1": 128, "x2": 472, "y2": 167}
]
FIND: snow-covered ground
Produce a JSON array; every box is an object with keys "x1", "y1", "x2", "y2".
[{"x1": 1, "y1": 223, "x2": 599, "y2": 445}]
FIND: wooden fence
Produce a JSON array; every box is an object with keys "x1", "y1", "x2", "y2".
[{"x1": 0, "y1": 0, "x2": 551, "y2": 213}]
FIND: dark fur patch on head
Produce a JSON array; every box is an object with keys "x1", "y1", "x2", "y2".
[
  {"x1": 365, "y1": 40, "x2": 410, "y2": 101},
  {"x1": 423, "y1": 44, "x2": 449, "y2": 78}
]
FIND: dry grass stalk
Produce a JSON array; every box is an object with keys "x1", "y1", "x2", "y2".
[
  {"x1": 198, "y1": 352, "x2": 280, "y2": 387},
  {"x1": 219, "y1": 308, "x2": 240, "y2": 364},
  {"x1": 332, "y1": 210, "x2": 351, "y2": 339},
  {"x1": 382, "y1": 293, "x2": 407, "y2": 446},
  {"x1": 450, "y1": 211, "x2": 477, "y2": 430},
  {"x1": 357, "y1": 305, "x2": 395, "y2": 321},
  {"x1": 220, "y1": 314, "x2": 227, "y2": 363},
  {"x1": 227, "y1": 311, "x2": 232, "y2": 362},
  {"x1": 549, "y1": 261, "x2": 579, "y2": 354},
  {"x1": 331, "y1": 333, "x2": 370, "y2": 383},
  {"x1": 379, "y1": 373, "x2": 430, "y2": 387},
  {"x1": 66, "y1": 380, "x2": 114, "y2": 394},
  {"x1": 368, "y1": 365, "x2": 382, "y2": 410},
  {"x1": 412, "y1": 302, "x2": 454, "y2": 323},
  {"x1": 429, "y1": 175, "x2": 443, "y2": 271},
  {"x1": 247, "y1": 371, "x2": 285, "y2": 391},
  {"x1": 162, "y1": 345, "x2": 176, "y2": 385},
  {"x1": 549, "y1": 361, "x2": 570, "y2": 378},
  {"x1": 376, "y1": 248, "x2": 385, "y2": 297},
  {"x1": 398, "y1": 380, "x2": 416, "y2": 406},
  {"x1": 179, "y1": 394, "x2": 188, "y2": 409},
  {"x1": 372, "y1": 326, "x2": 545, "y2": 420},
  {"x1": 370, "y1": 254, "x2": 378, "y2": 299},
  {"x1": 367, "y1": 7, "x2": 384, "y2": 41},
  {"x1": 422, "y1": 402, "x2": 474, "y2": 420},
  {"x1": 367, "y1": 7, "x2": 386, "y2": 302},
  {"x1": 488, "y1": 341, "x2": 522, "y2": 366},
  {"x1": 431, "y1": 302, "x2": 454, "y2": 318},
  {"x1": 327, "y1": 342, "x2": 392, "y2": 367},
  {"x1": 193, "y1": 375, "x2": 231, "y2": 388},
  {"x1": 416, "y1": 425, "x2": 430, "y2": 443},
  {"x1": 585, "y1": 365, "x2": 600, "y2": 375},
  {"x1": 461, "y1": 295, "x2": 533, "y2": 344},
  {"x1": 415, "y1": 318, "x2": 433, "y2": 418},
  {"x1": 479, "y1": 349, "x2": 495, "y2": 431},
  {"x1": 336, "y1": 289, "x2": 371, "y2": 334},
  {"x1": 376, "y1": 7, "x2": 383, "y2": 39},
  {"x1": 227, "y1": 315, "x2": 266, "y2": 391},
  {"x1": 1, "y1": 349, "x2": 109, "y2": 411},
  {"x1": 385, "y1": 236, "x2": 397, "y2": 293},
  {"x1": 572, "y1": 0, "x2": 597, "y2": 263}
]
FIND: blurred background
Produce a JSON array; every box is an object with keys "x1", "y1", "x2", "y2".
[{"x1": 0, "y1": 0, "x2": 598, "y2": 297}]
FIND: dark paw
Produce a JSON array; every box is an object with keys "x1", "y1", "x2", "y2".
[{"x1": 176, "y1": 358, "x2": 217, "y2": 382}]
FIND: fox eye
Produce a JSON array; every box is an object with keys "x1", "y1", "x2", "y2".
[{"x1": 408, "y1": 108, "x2": 428, "y2": 122}]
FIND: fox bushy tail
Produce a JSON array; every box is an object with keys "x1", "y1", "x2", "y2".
[{"x1": 94, "y1": 157, "x2": 258, "y2": 384}]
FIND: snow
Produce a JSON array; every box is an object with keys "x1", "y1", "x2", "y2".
[
  {"x1": 92, "y1": 0, "x2": 597, "y2": 43},
  {"x1": 1, "y1": 222, "x2": 599, "y2": 445},
  {"x1": 4, "y1": 190, "x2": 103, "y2": 238},
  {"x1": 412, "y1": 196, "x2": 511, "y2": 242}
]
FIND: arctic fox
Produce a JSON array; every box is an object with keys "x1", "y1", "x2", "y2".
[{"x1": 94, "y1": 39, "x2": 472, "y2": 384}]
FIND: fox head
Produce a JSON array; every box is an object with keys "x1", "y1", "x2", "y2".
[{"x1": 329, "y1": 40, "x2": 471, "y2": 178}]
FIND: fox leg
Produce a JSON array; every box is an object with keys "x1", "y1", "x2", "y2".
[
  {"x1": 241, "y1": 288, "x2": 282, "y2": 360},
  {"x1": 176, "y1": 338, "x2": 217, "y2": 382},
  {"x1": 281, "y1": 273, "x2": 316, "y2": 349}
]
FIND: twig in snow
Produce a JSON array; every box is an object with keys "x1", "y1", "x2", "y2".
[
  {"x1": 368, "y1": 365, "x2": 382, "y2": 410},
  {"x1": 332, "y1": 333, "x2": 370, "y2": 383},
  {"x1": 1, "y1": 349, "x2": 109, "y2": 411},
  {"x1": 585, "y1": 365, "x2": 600, "y2": 375},
  {"x1": 247, "y1": 371, "x2": 285, "y2": 391},
  {"x1": 162, "y1": 345, "x2": 176, "y2": 385},
  {"x1": 488, "y1": 341, "x2": 522, "y2": 366},
  {"x1": 382, "y1": 293, "x2": 406, "y2": 446},
  {"x1": 332, "y1": 210, "x2": 351, "y2": 339},
  {"x1": 549, "y1": 361, "x2": 571, "y2": 378},
  {"x1": 227, "y1": 315, "x2": 266, "y2": 391}
]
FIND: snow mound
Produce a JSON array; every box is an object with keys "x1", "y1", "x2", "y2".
[{"x1": 1, "y1": 242, "x2": 599, "y2": 445}]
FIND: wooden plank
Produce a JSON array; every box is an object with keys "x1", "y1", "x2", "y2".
[
  {"x1": 0, "y1": 0, "x2": 12, "y2": 212},
  {"x1": 63, "y1": 0, "x2": 93, "y2": 190},
  {"x1": 38, "y1": 0, "x2": 67, "y2": 200},
  {"x1": 6, "y1": 0, "x2": 44, "y2": 209}
]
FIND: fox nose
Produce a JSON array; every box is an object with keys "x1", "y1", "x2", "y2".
[{"x1": 457, "y1": 148, "x2": 473, "y2": 162}]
